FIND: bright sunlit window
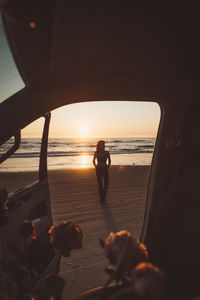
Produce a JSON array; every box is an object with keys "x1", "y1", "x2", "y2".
[{"x1": 0, "y1": 15, "x2": 25, "y2": 103}]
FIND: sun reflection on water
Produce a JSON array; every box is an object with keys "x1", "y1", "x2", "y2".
[{"x1": 80, "y1": 155, "x2": 90, "y2": 168}]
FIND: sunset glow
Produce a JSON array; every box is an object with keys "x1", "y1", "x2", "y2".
[
  {"x1": 80, "y1": 155, "x2": 90, "y2": 168},
  {"x1": 79, "y1": 125, "x2": 89, "y2": 136},
  {"x1": 21, "y1": 101, "x2": 160, "y2": 138}
]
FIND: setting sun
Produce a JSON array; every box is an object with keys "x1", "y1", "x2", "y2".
[{"x1": 79, "y1": 125, "x2": 89, "y2": 136}]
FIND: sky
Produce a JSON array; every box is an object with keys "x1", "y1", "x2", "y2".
[
  {"x1": 21, "y1": 101, "x2": 160, "y2": 138},
  {"x1": 0, "y1": 16, "x2": 25, "y2": 102},
  {"x1": 0, "y1": 15, "x2": 160, "y2": 139}
]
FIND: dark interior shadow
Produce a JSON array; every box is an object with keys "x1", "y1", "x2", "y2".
[{"x1": 100, "y1": 202, "x2": 118, "y2": 234}]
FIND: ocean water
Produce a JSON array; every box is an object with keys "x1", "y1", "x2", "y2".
[{"x1": 0, "y1": 137, "x2": 155, "y2": 172}]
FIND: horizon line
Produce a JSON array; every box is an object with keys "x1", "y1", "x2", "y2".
[{"x1": 21, "y1": 135, "x2": 156, "y2": 139}]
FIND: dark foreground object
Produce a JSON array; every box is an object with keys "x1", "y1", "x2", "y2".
[{"x1": 76, "y1": 284, "x2": 138, "y2": 300}]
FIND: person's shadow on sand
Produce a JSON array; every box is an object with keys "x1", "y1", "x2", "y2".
[{"x1": 100, "y1": 202, "x2": 118, "y2": 233}]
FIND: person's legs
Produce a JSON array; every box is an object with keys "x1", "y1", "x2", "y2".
[{"x1": 96, "y1": 167, "x2": 104, "y2": 201}]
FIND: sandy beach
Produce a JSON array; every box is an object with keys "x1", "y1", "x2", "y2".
[{"x1": 0, "y1": 165, "x2": 150, "y2": 299}]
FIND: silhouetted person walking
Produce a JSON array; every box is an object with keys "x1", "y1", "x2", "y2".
[{"x1": 93, "y1": 140, "x2": 111, "y2": 202}]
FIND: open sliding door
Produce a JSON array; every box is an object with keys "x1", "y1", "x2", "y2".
[{"x1": 0, "y1": 113, "x2": 55, "y2": 298}]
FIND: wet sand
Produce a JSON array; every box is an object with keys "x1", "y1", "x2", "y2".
[{"x1": 0, "y1": 165, "x2": 150, "y2": 299}]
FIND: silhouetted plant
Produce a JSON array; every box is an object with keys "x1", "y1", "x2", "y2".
[
  {"x1": 97, "y1": 230, "x2": 149, "y2": 299},
  {"x1": 48, "y1": 221, "x2": 83, "y2": 257}
]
